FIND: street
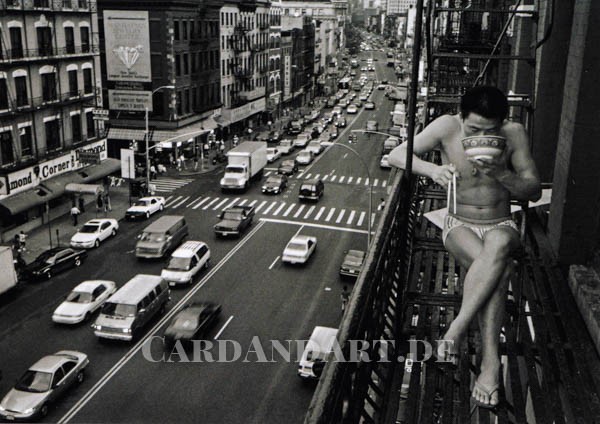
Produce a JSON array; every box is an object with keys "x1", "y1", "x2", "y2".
[{"x1": 0, "y1": 49, "x2": 399, "y2": 424}]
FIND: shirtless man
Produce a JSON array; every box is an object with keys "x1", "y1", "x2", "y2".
[{"x1": 388, "y1": 86, "x2": 541, "y2": 408}]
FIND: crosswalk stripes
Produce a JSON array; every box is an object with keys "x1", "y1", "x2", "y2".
[
  {"x1": 293, "y1": 205, "x2": 305, "y2": 218},
  {"x1": 283, "y1": 204, "x2": 296, "y2": 217},
  {"x1": 325, "y1": 208, "x2": 335, "y2": 222},
  {"x1": 151, "y1": 177, "x2": 194, "y2": 193},
  {"x1": 272, "y1": 202, "x2": 286, "y2": 216},
  {"x1": 213, "y1": 198, "x2": 229, "y2": 210},
  {"x1": 336, "y1": 209, "x2": 346, "y2": 224},
  {"x1": 346, "y1": 210, "x2": 355, "y2": 225},
  {"x1": 304, "y1": 205, "x2": 315, "y2": 219},
  {"x1": 293, "y1": 173, "x2": 389, "y2": 188},
  {"x1": 262, "y1": 202, "x2": 277, "y2": 214},
  {"x1": 171, "y1": 196, "x2": 190, "y2": 209},
  {"x1": 203, "y1": 198, "x2": 219, "y2": 210},
  {"x1": 255, "y1": 200, "x2": 268, "y2": 213},
  {"x1": 357, "y1": 211, "x2": 366, "y2": 226},
  {"x1": 192, "y1": 197, "x2": 211, "y2": 209},
  {"x1": 314, "y1": 206, "x2": 326, "y2": 220}
]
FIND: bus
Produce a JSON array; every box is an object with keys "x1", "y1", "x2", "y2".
[{"x1": 338, "y1": 77, "x2": 352, "y2": 93}]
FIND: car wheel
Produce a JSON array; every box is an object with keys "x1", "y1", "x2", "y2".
[
  {"x1": 46, "y1": 270, "x2": 52, "y2": 280},
  {"x1": 204, "y1": 259, "x2": 210, "y2": 270},
  {"x1": 159, "y1": 303, "x2": 166, "y2": 315},
  {"x1": 94, "y1": 239, "x2": 100, "y2": 248},
  {"x1": 74, "y1": 258, "x2": 82, "y2": 267},
  {"x1": 76, "y1": 370, "x2": 85, "y2": 384},
  {"x1": 111, "y1": 229, "x2": 117, "y2": 237},
  {"x1": 145, "y1": 211, "x2": 150, "y2": 219},
  {"x1": 39, "y1": 404, "x2": 49, "y2": 418}
]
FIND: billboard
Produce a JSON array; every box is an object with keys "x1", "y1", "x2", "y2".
[
  {"x1": 104, "y1": 10, "x2": 152, "y2": 82},
  {"x1": 108, "y1": 89, "x2": 152, "y2": 111}
]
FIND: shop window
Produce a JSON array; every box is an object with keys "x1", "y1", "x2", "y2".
[
  {"x1": 86, "y1": 111, "x2": 95, "y2": 138},
  {"x1": 0, "y1": 131, "x2": 14, "y2": 165},
  {"x1": 0, "y1": 79, "x2": 8, "y2": 110},
  {"x1": 45, "y1": 120, "x2": 60, "y2": 150},
  {"x1": 19, "y1": 126, "x2": 33, "y2": 156},
  {"x1": 83, "y1": 68, "x2": 92, "y2": 94},
  {"x1": 68, "y1": 70, "x2": 78, "y2": 97},
  {"x1": 71, "y1": 114, "x2": 82, "y2": 143},
  {"x1": 41, "y1": 73, "x2": 57, "y2": 102}
]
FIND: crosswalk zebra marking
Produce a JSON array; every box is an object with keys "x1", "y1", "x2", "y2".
[
  {"x1": 293, "y1": 205, "x2": 305, "y2": 218},
  {"x1": 314, "y1": 174, "x2": 321, "y2": 180},
  {"x1": 371, "y1": 213, "x2": 376, "y2": 226},
  {"x1": 238, "y1": 199, "x2": 248, "y2": 206},
  {"x1": 171, "y1": 196, "x2": 190, "y2": 209},
  {"x1": 374, "y1": 178, "x2": 379, "y2": 187},
  {"x1": 202, "y1": 198, "x2": 220, "y2": 210},
  {"x1": 262, "y1": 202, "x2": 276, "y2": 214},
  {"x1": 272, "y1": 202, "x2": 286, "y2": 216},
  {"x1": 255, "y1": 200, "x2": 267, "y2": 212},
  {"x1": 356, "y1": 177, "x2": 362, "y2": 184},
  {"x1": 249, "y1": 200, "x2": 258, "y2": 207},
  {"x1": 347, "y1": 210, "x2": 356, "y2": 225},
  {"x1": 382, "y1": 180, "x2": 387, "y2": 188},
  {"x1": 347, "y1": 177, "x2": 353, "y2": 184},
  {"x1": 325, "y1": 208, "x2": 335, "y2": 222},
  {"x1": 336, "y1": 209, "x2": 346, "y2": 224},
  {"x1": 186, "y1": 196, "x2": 203, "y2": 208},
  {"x1": 165, "y1": 196, "x2": 183, "y2": 207},
  {"x1": 304, "y1": 205, "x2": 315, "y2": 219},
  {"x1": 264, "y1": 171, "x2": 272, "y2": 177},
  {"x1": 283, "y1": 204, "x2": 296, "y2": 217},
  {"x1": 330, "y1": 175, "x2": 337, "y2": 182},
  {"x1": 365, "y1": 178, "x2": 370, "y2": 186},
  {"x1": 224, "y1": 197, "x2": 240, "y2": 210},
  {"x1": 165, "y1": 196, "x2": 174, "y2": 203},
  {"x1": 314, "y1": 206, "x2": 326, "y2": 220},
  {"x1": 357, "y1": 211, "x2": 366, "y2": 226},
  {"x1": 322, "y1": 175, "x2": 328, "y2": 181},
  {"x1": 192, "y1": 197, "x2": 211, "y2": 210},
  {"x1": 213, "y1": 198, "x2": 229, "y2": 211},
  {"x1": 304, "y1": 173, "x2": 312, "y2": 180},
  {"x1": 338, "y1": 176, "x2": 345, "y2": 183}
]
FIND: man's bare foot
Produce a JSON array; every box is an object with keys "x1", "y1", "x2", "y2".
[{"x1": 472, "y1": 362, "x2": 501, "y2": 408}]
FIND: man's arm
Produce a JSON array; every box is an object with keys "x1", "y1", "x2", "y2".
[
  {"x1": 471, "y1": 122, "x2": 542, "y2": 202},
  {"x1": 388, "y1": 115, "x2": 457, "y2": 188}
]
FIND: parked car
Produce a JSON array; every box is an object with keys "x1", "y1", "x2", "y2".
[
  {"x1": 359, "y1": 93, "x2": 369, "y2": 101},
  {"x1": 331, "y1": 106, "x2": 343, "y2": 116},
  {"x1": 380, "y1": 154, "x2": 391, "y2": 169},
  {"x1": 163, "y1": 302, "x2": 222, "y2": 347},
  {"x1": 287, "y1": 120, "x2": 303, "y2": 135},
  {"x1": 125, "y1": 196, "x2": 166, "y2": 220},
  {"x1": 339, "y1": 250, "x2": 366, "y2": 278},
  {"x1": 0, "y1": 351, "x2": 89, "y2": 421},
  {"x1": 268, "y1": 131, "x2": 282, "y2": 143},
  {"x1": 295, "y1": 150, "x2": 314, "y2": 165},
  {"x1": 266, "y1": 147, "x2": 281, "y2": 163},
  {"x1": 278, "y1": 159, "x2": 299, "y2": 176},
  {"x1": 365, "y1": 101, "x2": 375, "y2": 110},
  {"x1": 70, "y1": 219, "x2": 119, "y2": 249},
  {"x1": 262, "y1": 174, "x2": 288, "y2": 194},
  {"x1": 329, "y1": 129, "x2": 339, "y2": 140},
  {"x1": 278, "y1": 139, "x2": 295, "y2": 155},
  {"x1": 52, "y1": 280, "x2": 117, "y2": 324},
  {"x1": 24, "y1": 247, "x2": 87, "y2": 281},
  {"x1": 282, "y1": 235, "x2": 317, "y2": 264}
]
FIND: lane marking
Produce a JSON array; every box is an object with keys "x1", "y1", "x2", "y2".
[
  {"x1": 304, "y1": 173, "x2": 312, "y2": 180},
  {"x1": 264, "y1": 171, "x2": 272, "y2": 176},
  {"x1": 371, "y1": 213, "x2": 376, "y2": 227},
  {"x1": 260, "y1": 218, "x2": 369, "y2": 235},
  {"x1": 171, "y1": 196, "x2": 190, "y2": 209},
  {"x1": 283, "y1": 204, "x2": 296, "y2": 217},
  {"x1": 343, "y1": 153, "x2": 348, "y2": 159},
  {"x1": 336, "y1": 209, "x2": 346, "y2": 224},
  {"x1": 322, "y1": 175, "x2": 328, "y2": 181},
  {"x1": 165, "y1": 195, "x2": 174, "y2": 202},
  {"x1": 373, "y1": 178, "x2": 379, "y2": 187},
  {"x1": 303, "y1": 205, "x2": 315, "y2": 219},
  {"x1": 382, "y1": 180, "x2": 387, "y2": 188},
  {"x1": 314, "y1": 174, "x2": 320, "y2": 180},
  {"x1": 192, "y1": 197, "x2": 211, "y2": 209},
  {"x1": 347, "y1": 210, "x2": 356, "y2": 225},
  {"x1": 59, "y1": 221, "x2": 267, "y2": 423},
  {"x1": 357, "y1": 211, "x2": 366, "y2": 226},
  {"x1": 365, "y1": 178, "x2": 370, "y2": 186},
  {"x1": 314, "y1": 206, "x2": 326, "y2": 220},
  {"x1": 213, "y1": 198, "x2": 230, "y2": 211},
  {"x1": 293, "y1": 205, "x2": 305, "y2": 218},
  {"x1": 255, "y1": 200, "x2": 267, "y2": 212},
  {"x1": 214, "y1": 316, "x2": 234, "y2": 340},
  {"x1": 272, "y1": 202, "x2": 286, "y2": 216},
  {"x1": 269, "y1": 256, "x2": 280, "y2": 270},
  {"x1": 325, "y1": 208, "x2": 336, "y2": 222},
  {"x1": 202, "y1": 198, "x2": 220, "y2": 210},
  {"x1": 186, "y1": 196, "x2": 203, "y2": 208}
]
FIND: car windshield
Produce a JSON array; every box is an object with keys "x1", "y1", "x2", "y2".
[
  {"x1": 35, "y1": 251, "x2": 57, "y2": 264},
  {"x1": 301, "y1": 184, "x2": 316, "y2": 191},
  {"x1": 66, "y1": 291, "x2": 93, "y2": 303},
  {"x1": 299, "y1": 152, "x2": 310, "y2": 158},
  {"x1": 225, "y1": 166, "x2": 245, "y2": 174},
  {"x1": 101, "y1": 302, "x2": 136, "y2": 317},
  {"x1": 282, "y1": 160, "x2": 294, "y2": 167},
  {"x1": 287, "y1": 242, "x2": 307, "y2": 251},
  {"x1": 133, "y1": 200, "x2": 149, "y2": 207},
  {"x1": 222, "y1": 210, "x2": 242, "y2": 220},
  {"x1": 280, "y1": 140, "x2": 292, "y2": 147},
  {"x1": 172, "y1": 311, "x2": 200, "y2": 330},
  {"x1": 79, "y1": 224, "x2": 100, "y2": 233},
  {"x1": 139, "y1": 232, "x2": 165, "y2": 242},
  {"x1": 15, "y1": 370, "x2": 53, "y2": 393},
  {"x1": 266, "y1": 176, "x2": 281, "y2": 184},
  {"x1": 167, "y1": 257, "x2": 192, "y2": 271},
  {"x1": 267, "y1": 148, "x2": 276, "y2": 155}
]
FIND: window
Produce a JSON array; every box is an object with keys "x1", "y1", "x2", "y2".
[
  {"x1": 83, "y1": 68, "x2": 92, "y2": 94},
  {"x1": 62, "y1": 0, "x2": 71, "y2": 8},
  {"x1": 0, "y1": 79, "x2": 8, "y2": 110},
  {"x1": 71, "y1": 114, "x2": 82, "y2": 143},
  {"x1": 183, "y1": 54, "x2": 189, "y2": 75},
  {"x1": 61, "y1": 362, "x2": 76, "y2": 376},
  {"x1": 190, "y1": 21, "x2": 195, "y2": 39},
  {"x1": 176, "y1": 91, "x2": 182, "y2": 115},
  {"x1": 10, "y1": 27, "x2": 23, "y2": 59},
  {"x1": 182, "y1": 21, "x2": 188, "y2": 40},
  {"x1": 13, "y1": 76, "x2": 28, "y2": 107},
  {"x1": 52, "y1": 368, "x2": 65, "y2": 388},
  {"x1": 65, "y1": 27, "x2": 75, "y2": 54},
  {"x1": 174, "y1": 21, "x2": 180, "y2": 41},
  {"x1": 19, "y1": 126, "x2": 32, "y2": 156},
  {"x1": 80, "y1": 27, "x2": 90, "y2": 53},
  {"x1": 78, "y1": 0, "x2": 88, "y2": 8},
  {"x1": 68, "y1": 70, "x2": 78, "y2": 97},
  {"x1": 41, "y1": 72, "x2": 57, "y2": 102},
  {"x1": 175, "y1": 54, "x2": 181, "y2": 76},
  {"x1": 86, "y1": 111, "x2": 94, "y2": 138},
  {"x1": 0, "y1": 131, "x2": 14, "y2": 165},
  {"x1": 186, "y1": 89, "x2": 190, "y2": 114},
  {"x1": 45, "y1": 120, "x2": 60, "y2": 150},
  {"x1": 37, "y1": 27, "x2": 53, "y2": 56},
  {"x1": 34, "y1": 0, "x2": 49, "y2": 7}
]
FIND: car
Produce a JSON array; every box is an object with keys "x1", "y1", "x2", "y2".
[
  {"x1": 164, "y1": 302, "x2": 222, "y2": 347},
  {"x1": 331, "y1": 106, "x2": 343, "y2": 116},
  {"x1": 278, "y1": 159, "x2": 299, "y2": 176},
  {"x1": 125, "y1": 196, "x2": 166, "y2": 220},
  {"x1": 278, "y1": 139, "x2": 295, "y2": 155},
  {"x1": 339, "y1": 250, "x2": 366, "y2": 278},
  {"x1": 52, "y1": 280, "x2": 117, "y2": 324},
  {"x1": 329, "y1": 129, "x2": 339, "y2": 140},
  {"x1": 365, "y1": 101, "x2": 375, "y2": 110},
  {"x1": 335, "y1": 117, "x2": 347, "y2": 128},
  {"x1": 366, "y1": 120, "x2": 378, "y2": 132},
  {"x1": 294, "y1": 132, "x2": 311, "y2": 148},
  {"x1": 377, "y1": 84, "x2": 386, "y2": 90},
  {"x1": 69, "y1": 218, "x2": 119, "y2": 249},
  {"x1": 295, "y1": 150, "x2": 314, "y2": 165},
  {"x1": 306, "y1": 140, "x2": 324, "y2": 156},
  {"x1": 161, "y1": 241, "x2": 211, "y2": 287},
  {"x1": 24, "y1": 247, "x2": 87, "y2": 281},
  {"x1": 262, "y1": 174, "x2": 288, "y2": 194},
  {"x1": 381, "y1": 79, "x2": 388, "y2": 84},
  {"x1": 347, "y1": 104, "x2": 358, "y2": 114},
  {"x1": 368, "y1": 66, "x2": 375, "y2": 72},
  {"x1": 0, "y1": 351, "x2": 89, "y2": 421},
  {"x1": 354, "y1": 99, "x2": 363, "y2": 108},
  {"x1": 380, "y1": 155, "x2": 391, "y2": 168},
  {"x1": 359, "y1": 93, "x2": 369, "y2": 101},
  {"x1": 282, "y1": 235, "x2": 317, "y2": 264},
  {"x1": 268, "y1": 131, "x2": 282, "y2": 143},
  {"x1": 287, "y1": 120, "x2": 303, "y2": 135},
  {"x1": 322, "y1": 113, "x2": 333, "y2": 125},
  {"x1": 311, "y1": 125, "x2": 324, "y2": 139},
  {"x1": 266, "y1": 147, "x2": 282, "y2": 163},
  {"x1": 361, "y1": 66, "x2": 367, "y2": 71},
  {"x1": 299, "y1": 178, "x2": 324, "y2": 201}
]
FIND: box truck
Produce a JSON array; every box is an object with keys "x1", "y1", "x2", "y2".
[{"x1": 220, "y1": 141, "x2": 268, "y2": 191}]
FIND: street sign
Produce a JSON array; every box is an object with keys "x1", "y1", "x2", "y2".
[{"x1": 93, "y1": 109, "x2": 110, "y2": 121}]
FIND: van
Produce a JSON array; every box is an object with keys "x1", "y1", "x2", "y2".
[
  {"x1": 299, "y1": 178, "x2": 324, "y2": 201},
  {"x1": 92, "y1": 274, "x2": 170, "y2": 341},
  {"x1": 298, "y1": 326, "x2": 339, "y2": 379},
  {"x1": 135, "y1": 215, "x2": 188, "y2": 259},
  {"x1": 161, "y1": 241, "x2": 210, "y2": 287},
  {"x1": 383, "y1": 136, "x2": 400, "y2": 154}
]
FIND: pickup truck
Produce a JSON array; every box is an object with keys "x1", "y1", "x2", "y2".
[{"x1": 214, "y1": 205, "x2": 255, "y2": 237}]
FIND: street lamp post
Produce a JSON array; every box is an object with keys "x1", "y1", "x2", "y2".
[{"x1": 145, "y1": 85, "x2": 175, "y2": 191}]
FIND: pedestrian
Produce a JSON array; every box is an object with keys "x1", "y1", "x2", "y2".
[
  {"x1": 232, "y1": 135, "x2": 239, "y2": 147},
  {"x1": 13, "y1": 234, "x2": 21, "y2": 252},
  {"x1": 179, "y1": 154, "x2": 187, "y2": 170},
  {"x1": 70, "y1": 205, "x2": 81, "y2": 226},
  {"x1": 377, "y1": 198, "x2": 386, "y2": 211},
  {"x1": 78, "y1": 196, "x2": 85, "y2": 213},
  {"x1": 219, "y1": 140, "x2": 225, "y2": 154},
  {"x1": 169, "y1": 153, "x2": 175, "y2": 166},
  {"x1": 104, "y1": 193, "x2": 112, "y2": 211},
  {"x1": 193, "y1": 156, "x2": 199, "y2": 171},
  {"x1": 148, "y1": 183, "x2": 156, "y2": 196},
  {"x1": 157, "y1": 163, "x2": 167, "y2": 174},
  {"x1": 150, "y1": 164, "x2": 157, "y2": 180},
  {"x1": 341, "y1": 286, "x2": 350, "y2": 314},
  {"x1": 18, "y1": 231, "x2": 27, "y2": 252},
  {"x1": 96, "y1": 194, "x2": 104, "y2": 212},
  {"x1": 203, "y1": 143, "x2": 210, "y2": 157}
]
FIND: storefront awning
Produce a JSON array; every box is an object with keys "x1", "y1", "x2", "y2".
[
  {"x1": 40, "y1": 172, "x2": 85, "y2": 198},
  {"x1": 214, "y1": 115, "x2": 232, "y2": 128},
  {"x1": 65, "y1": 183, "x2": 104, "y2": 195},
  {"x1": 108, "y1": 118, "x2": 217, "y2": 143},
  {"x1": 76, "y1": 158, "x2": 121, "y2": 183},
  {"x1": 0, "y1": 185, "x2": 54, "y2": 216}
]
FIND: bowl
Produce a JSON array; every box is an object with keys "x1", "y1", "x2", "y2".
[{"x1": 461, "y1": 136, "x2": 506, "y2": 160}]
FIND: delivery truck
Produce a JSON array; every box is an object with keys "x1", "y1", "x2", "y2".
[
  {"x1": 0, "y1": 246, "x2": 19, "y2": 296},
  {"x1": 220, "y1": 141, "x2": 268, "y2": 191}
]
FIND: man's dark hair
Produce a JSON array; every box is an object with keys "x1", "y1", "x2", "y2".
[{"x1": 460, "y1": 86, "x2": 508, "y2": 122}]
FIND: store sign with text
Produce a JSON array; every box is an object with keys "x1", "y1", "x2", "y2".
[
  {"x1": 108, "y1": 89, "x2": 152, "y2": 111},
  {"x1": 221, "y1": 98, "x2": 266, "y2": 124}
]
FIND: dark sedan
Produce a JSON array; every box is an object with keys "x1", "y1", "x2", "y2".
[
  {"x1": 277, "y1": 159, "x2": 298, "y2": 176},
  {"x1": 262, "y1": 174, "x2": 288, "y2": 195},
  {"x1": 24, "y1": 247, "x2": 87, "y2": 280},
  {"x1": 164, "y1": 302, "x2": 222, "y2": 346},
  {"x1": 339, "y1": 249, "x2": 366, "y2": 278}
]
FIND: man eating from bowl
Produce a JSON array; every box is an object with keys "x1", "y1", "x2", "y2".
[{"x1": 388, "y1": 85, "x2": 541, "y2": 408}]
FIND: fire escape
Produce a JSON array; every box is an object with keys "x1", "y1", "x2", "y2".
[{"x1": 229, "y1": 19, "x2": 261, "y2": 106}]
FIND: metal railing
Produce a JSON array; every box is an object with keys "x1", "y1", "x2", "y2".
[
  {"x1": 1, "y1": 0, "x2": 96, "y2": 12},
  {"x1": 0, "y1": 44, "x2": 98, "y2": 63},
  {"x1": 305, "y1": 171, "x2": 419, "y2": 423},
  {"x1": 0, "y1": 89, "x2": 95, "y2": 116}
]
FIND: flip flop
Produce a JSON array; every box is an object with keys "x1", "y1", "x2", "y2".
[{"x1": 472, "y1": 381, "x2": 500, "y2": 409}]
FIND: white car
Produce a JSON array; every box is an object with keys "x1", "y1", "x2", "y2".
[
  {"x1": 161, "y1": 241, "x2": 210, "y2": 287},
  {"x1": 380, "y1": 155, "x2": 391, "y2": 169},
  {"x1": 267, "y1": 147, "x2": 282, "y2": 163},
  {"x1": 294, "y1": 133, "x2": 311, "y2": 148},
  {"x1": 359, "y1": 93, "x2": 369, "y2": 101},
  {"x1": 70, "y1": 219, "x2": 119, "y2": 249},
  {"x1": 125, "y1": 196, "x2": 166, "y2": 219},
  {"x1": 365, "y1": 101, "x2": 375, "y2": 110},
  {"x1": 347, "y1": 104, "x2": 358, "y2": 114},
  {"x1": 295, "y1": 150, "x2": 314, "y2": 165},
  {"x1": 282, "y1": 235, "x2": 317, "y2": 264},
  {"x1": 278, "y1": 139, "x2": 295, "y2": 155},
  {"x1": 52, "y1": 280, "x2": 117, "y2": 324},
  {"x1": 306, "y1": 140, "x2": 324, "y2": 156}
]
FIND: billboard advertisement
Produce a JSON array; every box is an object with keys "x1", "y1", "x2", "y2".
[
  {"x1": 108, "y1": 89, "x2": 152, "y2": 111},
  {"x1": 104, "y1": 10, "x2": 152, "y2": 82}
]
